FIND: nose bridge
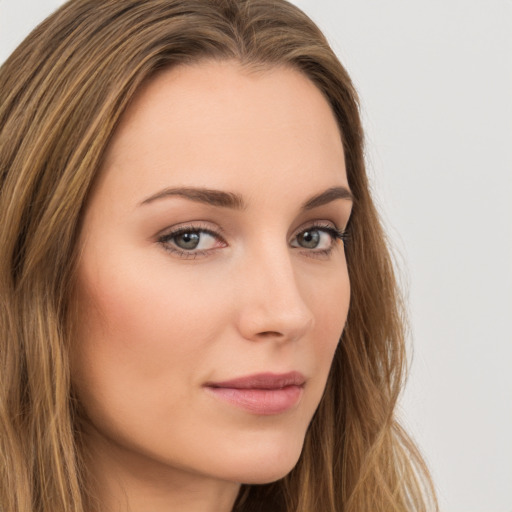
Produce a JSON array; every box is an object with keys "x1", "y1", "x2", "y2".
[{"x1": 235, "y1": 235, "x2": 314, "y2": 341}]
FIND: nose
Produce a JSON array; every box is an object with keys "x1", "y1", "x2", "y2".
[{"x1": 234, "y1": 244, "x2": 315, "y2": 343}]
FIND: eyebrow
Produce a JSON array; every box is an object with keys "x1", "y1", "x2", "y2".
[
  {"x1": 301, "y1": 186, "x2": 353, "y2": 210},
  {"x1": 140, "y1": 185, "x2": 353, "y2": 211},
  {"x1": 141, "y1": 187, "x2": 245, "y2": 209}
]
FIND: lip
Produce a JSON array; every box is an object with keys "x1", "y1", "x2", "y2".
[{"x1": 204, "y1": 372, "x2": 305, "y2": 415}]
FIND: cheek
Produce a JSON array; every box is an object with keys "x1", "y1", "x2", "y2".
[
  {"x1": 81, "y1": 245, "x2": 227, "y2": 341},
  {"x1": 71, "y1": 252, "x2": 232, "y2": 424},
  {"x1": 309, "y1": 260, "x2": 350, "y2": 337},
  {"x1": 300, "y1": 262, "x2": 350, "y2": 396}
]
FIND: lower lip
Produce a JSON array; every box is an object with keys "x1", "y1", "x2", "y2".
[{"x1": 205, "y1": 385, "x2": 303, "y2": 415}]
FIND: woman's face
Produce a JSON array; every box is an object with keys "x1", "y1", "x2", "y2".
[{"x1": 73, "y1": 61, "x2": 352, "y2": 489}]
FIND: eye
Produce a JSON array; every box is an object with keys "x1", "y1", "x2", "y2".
[
  {"x1": 295, "y1": 229, "x2": 328, "y2": 249},
  {"x1": 172, "y1": 230, "x2": 212, "y2": 250},
  {"x1": 291, "y1": 224, "x2": 347, "y2": 255},
  {"x1": 158, "y1": 224, "x2": 226, "y2": 258}
]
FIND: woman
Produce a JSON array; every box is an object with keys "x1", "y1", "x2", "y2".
[{"x1": 0, "y1": 0, "x2": 437, "y2": 511}]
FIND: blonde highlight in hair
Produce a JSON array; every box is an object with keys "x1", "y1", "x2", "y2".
[{"x1": 0, "y1": 1, "x2": 437, "y2": 511}]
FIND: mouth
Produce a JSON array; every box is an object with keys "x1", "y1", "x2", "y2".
[{"x1": 203, "y1": 371, "x2": 305, "y2": 415}]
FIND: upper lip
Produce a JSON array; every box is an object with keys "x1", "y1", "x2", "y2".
[{"x1": 205, "y1": 371, "x2": 306, "y2": 390}]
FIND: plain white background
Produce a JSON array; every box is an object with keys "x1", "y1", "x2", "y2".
[{"x1": 1, "y1": 1, "x2": 511, "y2": 511}]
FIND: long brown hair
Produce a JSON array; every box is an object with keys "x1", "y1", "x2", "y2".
[{"x1": 0, "y1": 1, "x2": 437, "y2": 511}]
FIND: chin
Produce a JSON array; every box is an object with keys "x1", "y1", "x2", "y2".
[
  {"x1": 238, "y1": 461, "x2": 300, "y2": 485},
  {"x1": 217, "y1": 436, "x2": 305, "y2": 485}
]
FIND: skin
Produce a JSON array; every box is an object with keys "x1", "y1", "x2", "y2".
[{"x1": 73, "y1": 60, "x2": 353, "y2": 512}]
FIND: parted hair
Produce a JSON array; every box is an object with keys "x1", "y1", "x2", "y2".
[{"x1": 0, "y1": 1, "x2": 437, "y2": 511}]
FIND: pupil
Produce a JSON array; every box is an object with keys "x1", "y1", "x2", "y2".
[
  {"x1": 176, "y1": 232, "x2": 200, "y2": 250},
  {"x1": 300, "y1": 230, "x2": 319, "y2": 248}
]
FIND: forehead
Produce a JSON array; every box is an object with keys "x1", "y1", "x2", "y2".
[{"x1": 96, "y1": 60, "x2": 347, "y2": 206}]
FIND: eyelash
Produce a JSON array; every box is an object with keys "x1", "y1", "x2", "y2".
[{"x1": 157, "y1": 222, "x2": 348, "y2": 260}]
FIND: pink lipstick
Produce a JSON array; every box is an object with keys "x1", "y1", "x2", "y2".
[{"x1": 204, "y1": 372, "x2": 305, "y2": 415}]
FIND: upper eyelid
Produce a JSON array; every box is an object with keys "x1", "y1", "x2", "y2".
[
  {"x1": 157, "y1": 222, "x2": 226, "y2": 240},
  {"x1": 294, "y1": 219, "x2": 339, "y2": 231}
]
